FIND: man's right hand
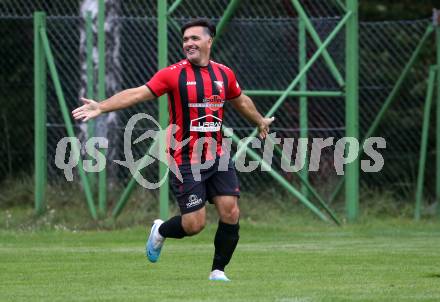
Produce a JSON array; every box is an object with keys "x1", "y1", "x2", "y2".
[{"x1": 72, "y1": 98, "x2": 102, "y2": 121}]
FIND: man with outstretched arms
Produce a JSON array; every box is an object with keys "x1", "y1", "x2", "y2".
[{"x1": 72, "y1": 18, "x2": 274, "y2": 281}]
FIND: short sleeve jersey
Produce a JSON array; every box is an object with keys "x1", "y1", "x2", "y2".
[{"x1": 146, "y1": 59, "x2": 241, "y2": 166}]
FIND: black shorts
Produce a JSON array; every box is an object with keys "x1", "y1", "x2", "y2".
[{"x1": 169, "y1": 157, "x2": 240, "y2": 214}]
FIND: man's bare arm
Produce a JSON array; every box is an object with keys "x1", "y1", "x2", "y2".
[
  {"x1": 229, "y1": 93, "x2": 275, "y2": 139},
  {"x1": 72, "y1": 85, "x2": 155, "y2": 121}
]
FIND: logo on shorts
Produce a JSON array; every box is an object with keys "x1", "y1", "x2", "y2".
[{"x1": 186, "y1": 194, "x2": 203, "y2": 208}]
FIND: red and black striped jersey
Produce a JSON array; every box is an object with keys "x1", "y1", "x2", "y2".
[{"x1": 146, "y1": 59, "x2": 242, "y2": 166}]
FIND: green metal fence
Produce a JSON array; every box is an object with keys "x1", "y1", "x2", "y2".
[{"x1": 0, "y1": 0, "x2": 438, "y2": 222}]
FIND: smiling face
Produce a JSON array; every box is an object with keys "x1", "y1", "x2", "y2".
[{"x1": 182, "y1": 26, "x2": 212, "y2": 66}]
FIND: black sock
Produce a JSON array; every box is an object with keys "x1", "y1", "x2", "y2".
[
  {"x1": 158, "y1": 216, "x2": 187, "y2": 239},
  {"x1": 212, "y1": 220, "x2": 240, "y2": 272}
]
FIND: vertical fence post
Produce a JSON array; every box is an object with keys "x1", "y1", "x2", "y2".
[
  {"x1": 86, "y1": 11, "x2": 96, "y2": 189},
  {"x1": 158, "y1": 0, "x2": 169, "y2": 220},
  {"x1": 98, "y1": 0, "x2": 107, "y2": 216},
  {"x1": 298, "y1": 17, "x2": 309, "y2": 197},
  {"x1": 345, "y1": 0, "x2": 359, "y2": 221},
  {"x1": 39, "y1": 26, "x2": 98, "y2": 220},
  {"x1": 34, "y1": 12, "x2": 47, "y2": 215},
  {"x1": 435, "y1": 13, "x2": 440, "y2": 217},
  {"x1": 415, "y1": 66, "x2": 437, "y2": 220}
]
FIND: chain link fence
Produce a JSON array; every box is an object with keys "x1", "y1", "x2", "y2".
[
  {"x1": 0, "y1": 0, "x2": 436, "y2": 213},
  {"x1": 359, "y1": 19, "x2": 435, "y2": 204}
]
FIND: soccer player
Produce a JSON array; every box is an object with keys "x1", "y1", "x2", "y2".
[{"x1": 72, "y1": 18, "x2": 274, "y2": 281}]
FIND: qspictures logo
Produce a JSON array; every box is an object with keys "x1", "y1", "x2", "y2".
[{"x1": 55, "y1": 113, "x2": 386, "y2": 189}]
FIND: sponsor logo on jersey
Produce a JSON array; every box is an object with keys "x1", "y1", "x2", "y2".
[
  {"x1": 203, "y1": 95, "x2": 223, "y2": 103},
  {"x1": 186, "y1": 81, "x2": 196, "y2": 86},
  {"x1": 190, "y1": 115, "x2": 222, "y2": 132},
  {"x1": 188, "y1": 95, "x2": 224, "y2": 110},
  {"x1": 214, "y1": 81, "x2": 224, "y2": 94}
]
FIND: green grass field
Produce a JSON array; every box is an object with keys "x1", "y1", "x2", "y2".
[{"x1": 1, "y1": 219, "x2": 440, "y2": 302}]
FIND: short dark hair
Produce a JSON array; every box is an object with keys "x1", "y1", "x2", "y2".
[{"x1": 181, "y1": 18, "x2": 216, "y2": 38}]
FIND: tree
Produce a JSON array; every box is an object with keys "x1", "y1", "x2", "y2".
[{"x1": 79, "y1": 0, "x2": 122, "y2": 183}]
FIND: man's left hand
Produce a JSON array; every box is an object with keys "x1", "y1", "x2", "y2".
[{"x1": 258, "y1": 117, "x2": 275, "y2": 139}]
